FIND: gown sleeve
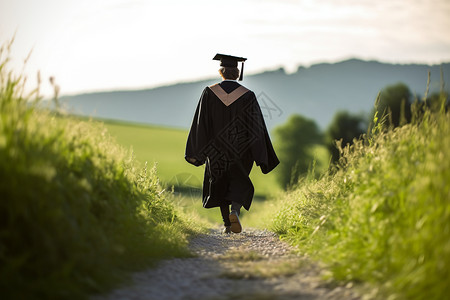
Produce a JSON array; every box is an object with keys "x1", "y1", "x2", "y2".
[
  {"x1": 248, "y1": 95, "x2": 280, "y2": 174},
  {"x1": 185, "y1": 88, "x2": 210, "y2": 166}
]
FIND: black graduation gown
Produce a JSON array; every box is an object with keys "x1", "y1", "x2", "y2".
[{"x1": 185, "y1": 81, "x2": 279, "y2": 210}]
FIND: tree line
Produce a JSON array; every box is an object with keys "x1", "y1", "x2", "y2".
[{"x1": 274, "y1": 82, "x2": 449, "y2": 188}]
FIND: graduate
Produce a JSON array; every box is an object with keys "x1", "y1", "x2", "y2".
[{"x1": 185, "y1": 53, "x2": 279, "y2": 234}]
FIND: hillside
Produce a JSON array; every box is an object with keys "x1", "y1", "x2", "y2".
[{"x1": 60, "y1": 59, "x2": 450, "y2": 130}]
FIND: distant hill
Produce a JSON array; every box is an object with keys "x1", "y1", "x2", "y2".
[{"x1": 60, "y1": 59, "x2": 450, "y2": 130}]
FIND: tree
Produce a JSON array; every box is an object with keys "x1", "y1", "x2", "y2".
[
  {"x1": 326, "y1": 111, "x2": 366, "y2": 163},
  {"x1": 371, "y1": 83, "x2": 412, "y2": 128},
  {"x1": 274, "y1": 114, "x2": 322, "y2": 188}
]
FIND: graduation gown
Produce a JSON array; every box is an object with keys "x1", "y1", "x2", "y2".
[{"x1": 185, "y1": 81, "x2": 279, "y2": 210}]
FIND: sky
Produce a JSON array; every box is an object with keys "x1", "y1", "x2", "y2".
[{"x1": 1, "y1": 0, "x2": 449, "y2": 96}]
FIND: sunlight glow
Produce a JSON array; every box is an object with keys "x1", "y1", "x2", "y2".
[{"x1": 1, "y1": 0, "x2": 449, "y2": 96}]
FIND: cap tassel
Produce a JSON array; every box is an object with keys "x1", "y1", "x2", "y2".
[{"x1": 239, "y1": 61, "x2": 244, "y2": 81}]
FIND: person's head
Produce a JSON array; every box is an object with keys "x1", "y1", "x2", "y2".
[
  {"x1": 219, "y1": 67, "x2": 240, "y2": 80},
  {"x1": 213, "y1": 54, "x2": 246, "y2": 81}
]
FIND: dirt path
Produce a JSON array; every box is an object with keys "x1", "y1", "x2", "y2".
[{"x1": 93, "y1": 228, "x2": 361, "y2": 300}]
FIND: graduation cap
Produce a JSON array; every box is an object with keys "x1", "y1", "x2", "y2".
[{"x1": 213, "y1": 53, "x2": 247, "y2": 81}]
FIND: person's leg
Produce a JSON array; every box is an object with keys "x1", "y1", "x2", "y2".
[
  {"x1": 227, "y1": 158, "x2": 253, "y2": 213},
  {"x1": 220, "y1": 204, "x2": 231, "y2": 227},
  {"x1": 229, "y1": 206, "x2": 242, "y2": 233},
  {"x1": 231, "y1": 201, "x2": 242, "y2": 216},
  {"x1": 220, "y1": 204, "x2": 232, "y2": 233},
  {"x1": 226, "y1": 161, "x2": 250, "y2": 233}
]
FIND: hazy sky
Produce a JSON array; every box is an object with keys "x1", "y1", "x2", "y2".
[{"x1": 1, "y1": 0, "x2": 449, "y2": 96}]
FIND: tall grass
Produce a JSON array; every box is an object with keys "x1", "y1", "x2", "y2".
[
  {"x1": 0, "y1": 40, "x2": 200, "y2": 299},
  {"x1": 272, "y1": 89, "x2": 449, "y2": 299}
]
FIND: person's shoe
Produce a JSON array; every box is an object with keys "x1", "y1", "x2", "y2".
[
  {"x1": 222, "y1": 226, "x2": 232, "y2": 234},
  {"x1": 229, "y1": 211, "x2": 242, "y2": 233}
]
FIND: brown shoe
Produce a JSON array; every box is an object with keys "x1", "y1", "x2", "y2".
[
  {"x1": 222, "y1": 226, "x2": 232, "y2": 234},
  {"x1": 229, "y1": 211, "x2": 242, "y2": 233}
]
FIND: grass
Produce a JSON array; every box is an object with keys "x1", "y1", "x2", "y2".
[
  {"x1": 102, "y1": 120, "x2": 191, "y2": 182},
  {"x1": 270, "y1": 91, "x2": 450, "y2": 299},
  {"x1": 0, "y1": 40, "x2": 204, "y2": 299}
]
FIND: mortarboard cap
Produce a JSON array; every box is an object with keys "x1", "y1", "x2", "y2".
[{"x1": 213, "y1": 53, "x2": 247, "y2": 81}]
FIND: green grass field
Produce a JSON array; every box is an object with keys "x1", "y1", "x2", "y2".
[{"x1": 102, "y1": 120, "x2": 281, "y2": 198}]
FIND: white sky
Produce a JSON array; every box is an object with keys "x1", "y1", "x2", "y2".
[{"x1": 1, "y1": 0, "x2": 449, "y2": 96}]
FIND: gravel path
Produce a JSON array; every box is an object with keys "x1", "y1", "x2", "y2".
[{"x1": 93, "y1": 228, "x2": 361, "y2": 300}]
